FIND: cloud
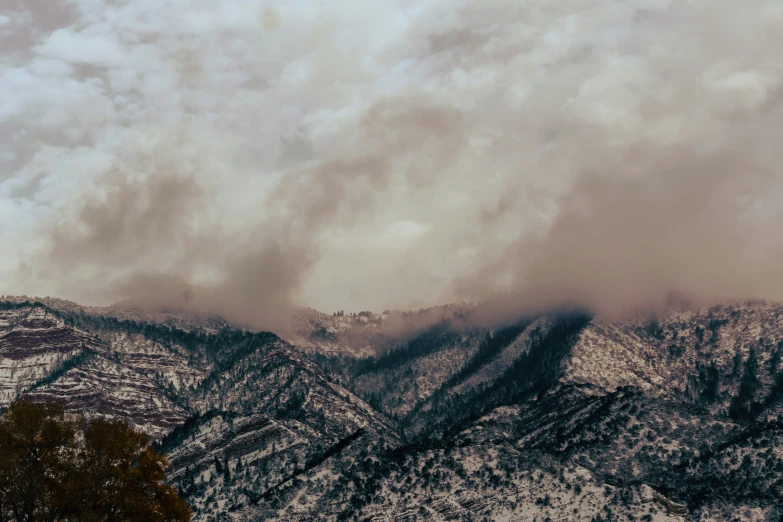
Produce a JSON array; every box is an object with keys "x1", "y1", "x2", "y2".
[
  {"x1": 451, "y1": 145, "x2": 783, "y2": 320},
  {"x1": 1, "y1": 0, "x2": 783, "y2": 332},
  {"x1": 38, "y1": 29, "x2": 125, "y2": 66}
]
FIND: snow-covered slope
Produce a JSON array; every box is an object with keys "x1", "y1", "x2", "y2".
[
  {"x1": 0, "y1": 299, "x2": 402, "y2": 520},
  {"x1": 6, "y1": 296, "x2": 783, "y2": 520},
  {"x1": 27, "y1": 354, "x2": 190, "y2": 438},
  {"x1": 0, "y1": 298, "x2": 405, "y2": 520},
  {"x1": 562, "y1": 301, "x2": 783, "y2": 417},
  {"x1": 2, "y1": 295, "x2": 231, "y2": 333},
  {"x1": 164, "y1": 337, "x2": 402, "y2": 519},
  {"x1": 0, "y1": 303, "x2": 101, "y2": 405},
  {"x1": 336, "y1": 446, "x2": 685, "y2": 522},
  {"x1": 303, "y1": 301, "x2": 783, "y2": 520}
]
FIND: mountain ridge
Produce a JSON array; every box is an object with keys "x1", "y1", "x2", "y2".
[{"x1": 3, "y1": 296, "x2": 783, "y2": 520}]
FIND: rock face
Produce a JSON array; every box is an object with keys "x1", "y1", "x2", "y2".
[
  {"x1": 5, "y1": 296, "x2": 783, "y2": 521},
  {"x1": 26, "y1": 355, "x2": 190, "y2": 439}
]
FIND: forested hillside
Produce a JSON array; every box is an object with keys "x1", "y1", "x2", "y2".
[{"x1": 3, "y1": 297, "x2": 783, "y2": 521}]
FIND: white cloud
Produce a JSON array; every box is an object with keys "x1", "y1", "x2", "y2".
[
  {"x1": 38, "y1": 29, "x2": 126, "y2": 66},
  {"x1": 703, "y1": 65, "x2": 779, "y2": 112}
]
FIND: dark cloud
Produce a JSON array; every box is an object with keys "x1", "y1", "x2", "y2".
[
  {"x1": 453, "y1": 144, "x2": 783, "y2": 320},
  {"x1": 49, "y1": 171, "x2": 205, "y2": 265}
]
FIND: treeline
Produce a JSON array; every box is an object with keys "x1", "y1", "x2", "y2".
[
  {"x1": 61, "y1": 310, "x2": 280, "y2": 365},
  {"x1": 0, "y1": 399, "x2": 190, "y2": 522},
  {"x1": 353, "y1": 321, "x2": 466, "y2": 375},
  {"x1": 25, "y1": 349, "x2": 95, "y2": 394},
  {"x1": 444, "y1": 318, "x2": 535, "y2": 389}
]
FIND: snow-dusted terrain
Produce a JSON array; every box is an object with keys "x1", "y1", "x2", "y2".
[{"x1": 4, "y1": 296, "x2": 783, "y2": 520}]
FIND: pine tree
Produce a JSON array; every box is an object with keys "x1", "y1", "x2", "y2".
[{"x1": 223, "y1": 455, "x2": 231, "y2": 484}]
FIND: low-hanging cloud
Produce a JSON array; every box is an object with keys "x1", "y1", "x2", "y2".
[
  {"x1": 18, "y1": 99, "x2": 468, "y2": 333},
  {"x1": 452, "y1": 145, "x2": 783, "y2": 322},
  {"x1": 2, "y1": 0, "x2": 783, "y2": 333}
]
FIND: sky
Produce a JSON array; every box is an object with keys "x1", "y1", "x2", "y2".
[{"x1": 1, "y1": 0, "x2": 783, "y2": 331}]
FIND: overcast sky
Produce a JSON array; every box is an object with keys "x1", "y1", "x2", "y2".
[{"x1": 1, "y1": 0, "x2": 782, "y2": 326}]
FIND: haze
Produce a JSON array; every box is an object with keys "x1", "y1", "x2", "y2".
[{"x1": 1, "y1": 0, "x2": 782, "y2": 332}]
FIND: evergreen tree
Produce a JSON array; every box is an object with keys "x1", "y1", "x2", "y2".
[
  {"x1": 729, "y1": 348, "x2": 762, "y2": 421},
  {"x1": 222, "y1": 456, "x2": 231, "y2": 484}
]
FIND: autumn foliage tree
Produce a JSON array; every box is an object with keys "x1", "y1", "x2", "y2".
[{"x1": 0, "y1": 399, "x2": 190, "y2": 522}]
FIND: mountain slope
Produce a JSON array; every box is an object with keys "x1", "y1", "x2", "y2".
[
  {"x1": 562, "y1": 301, "x2": 783, "y2": 420},
  {"x1": 27, "y1": 353, "x2": 190, "y2": 438},
  {"x1": 0, "y1": 303, "x2": 101, "y2": 405},
  {"x1": 304, "y1": 301, "x2": 783, "y2": 520},
  {"x1": 0, "y1": 299, "x2": 402, "y2": 521},
  {"x1": 344, "y1": 313, "x2": 591, "y2": 438},
  {"x1": 5, "y1": 296, "x2": 783, "y2": 520}
]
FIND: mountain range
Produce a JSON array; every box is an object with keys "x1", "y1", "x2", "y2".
[{"x1": 2, "y1": 295, "x2": 783, "y2": 521}]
